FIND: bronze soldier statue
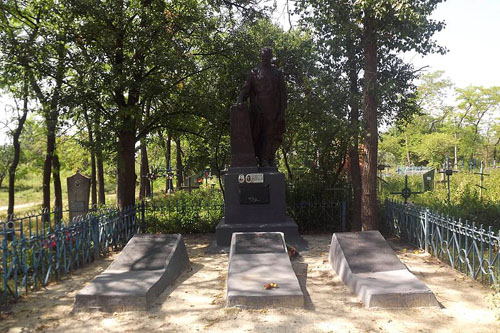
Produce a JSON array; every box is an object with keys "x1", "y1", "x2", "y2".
[{"x1": 238, "y1": 47, "x2": 287, "y2": 167}]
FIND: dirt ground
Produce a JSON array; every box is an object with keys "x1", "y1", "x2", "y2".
[{"x1": 1, "y1": 234, "x2": 499, "y2": 333}]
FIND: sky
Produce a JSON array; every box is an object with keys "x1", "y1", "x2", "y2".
[
  {"x1": 273, "y1": 0, "x2": 500, "y2": 88},
  {"x1": 1, "y1": 0, "x2": 500, "y2": 144}
]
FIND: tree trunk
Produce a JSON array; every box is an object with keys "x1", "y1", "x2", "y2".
[
  {"x1": 405, "y1": 132, "x2": 411, "y2": 165},
  {"x1": 90, "y1": 151, "x2": 97, "y2": 207},
  {"x1": 139, "y1": 139, "x2": 151, "y2": 199},
  {"x1": 94, "y1": 118, "x2": 106, "y2": 205},
  {"x1": 166, "y1": 133, "x2": 172, "y2": 192},
  {"x1": 159, "y1": 132, "x2": 173, "y2": 192},
  {"x1": 282, "y1": 147, "x2": 294, "y2": 181},
  {"x1": 117, "y1": 129, "x2": 136, "y2": 208},
  {"x1": 7, "y1": 76, "x2": 29, "y2": 217},
  {"x1": 360, "y1": 15, "x2": 379, "y2": 231},
  {"x1": 97, "y1": 152, "x2": 106, "y2": 204},
  {"x1": 175, "y1": 137, "x2": 183, "y2": 190},
  {"x1": 40, "y1": 37, "x2": 65, "y2": 214},
  {"x1": 346, "y1": 38, "x2": 362, "y2": 232},
  {"x1": 454, "y1": 132, "x2": 458, "y2": 170},
  {"x1": 42, "y1": 119, "x2": 56, "y2": 212},
  {"x1": 84, "y1": 110, "x2": 97, "y2": 207},
  {"x1": 52, "y1": 153, "x2": 63, "y2": 213}
]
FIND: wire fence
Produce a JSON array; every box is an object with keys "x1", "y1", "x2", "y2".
[{"x1": 385, "y1": 199, "x2": 500, "y2": 286}]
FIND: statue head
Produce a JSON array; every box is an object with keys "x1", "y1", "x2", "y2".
[{"x1": 260, "y1": 47, "x2": 273, "y2": 66}]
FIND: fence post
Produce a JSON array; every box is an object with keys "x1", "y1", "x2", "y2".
[
  {"x1": 141, "y1": 201, "x2": 146, "y2": 233},
  {"x1": 424, "y1": 208, "x2": 430, "y2": 253},
  {"x1": 384, "y1": 199, "x2": 389, "y2": 233}
]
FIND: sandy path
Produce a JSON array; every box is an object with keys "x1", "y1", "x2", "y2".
[
  {"x1": 0, "y1": 202, "x2": 39, "y2": 213},
  {"x1": 1, "y1": 234, "x2": 499, "y2": 333}
]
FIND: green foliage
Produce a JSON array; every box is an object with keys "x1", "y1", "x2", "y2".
[
  {"x1": 381, "y1": 71, "x2": 500, "y2": 168},
  {"x1": 143, "y1": 188, "x2": 224, "y2": 234},
  {"x1": 0, "y1": 144, "x2": 12, "y2": 188},
  {"x1": 380, "y1": 170, "x2": 500, "y2": 230},
  {"x1": 286, "y1": 173, "x2": 349, "y2": 232}
]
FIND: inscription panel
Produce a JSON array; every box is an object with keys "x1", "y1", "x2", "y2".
[
  {"x1": 239, "y1": 184, "x2": 270, "y2": 204},
  {"x1": 235, "y1": 233, "x2": 285, "y2": 254},
  {"x1": 70, "y1": 201, "x2": 86, "y2": 212}
]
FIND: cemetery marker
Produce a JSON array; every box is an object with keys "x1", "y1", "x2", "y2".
[
  {"x1": 390, "y1": 175, "x2": 422, "y2": 204},
  {"x1": 438, "y1": 157, "x2": 457, "y2": 205},
  {"x1": 474, "y1": 161, "x2": 489, "y2": 199}
]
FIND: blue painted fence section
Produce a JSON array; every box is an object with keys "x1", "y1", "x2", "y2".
[
  {"x1": 385, "y1": 199, "x2": 500, "y2": 286},
  {"x1": 0, "y1": 206, "x2": 138, "y2": 304}
]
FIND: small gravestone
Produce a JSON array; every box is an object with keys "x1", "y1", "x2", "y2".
[
  {"x1": 67, "y1": 172, "x2": 91, "y2": 222},
  {"x1": 422, "y1": 169, "x2": 435, "y2": 192}
]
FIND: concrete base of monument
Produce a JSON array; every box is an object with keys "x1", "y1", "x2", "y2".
[
  {"x1": 226, "y1": 232, "x2": 304, "y2": 308},
  {"x1": 215, "y1": 217, "x2": 308, "y2": 250},
  {"x1": 74, "y1": 234, "x2": 190, "y2": 312},
  {"x1": 329, "y1": 231, "x2": 439, "y2": 308}
]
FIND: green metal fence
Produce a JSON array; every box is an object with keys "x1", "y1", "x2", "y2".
[
  {"x1": 385, "y1": 199, "x2": 500, "y2": 286},
  {"x1": 1, "y1": 206, "x2": 138, "y2": 304}
]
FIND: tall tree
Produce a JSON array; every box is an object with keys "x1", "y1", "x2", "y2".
[
  {"x1": 296, "y1": 0, "x2": 446, "y2": 229},
  {"x1": 68, "y1": 0, "x2": 264, "y2": 208},
  {"x1": 6, "y1": 77, "x2": 29, "y2": 216}
]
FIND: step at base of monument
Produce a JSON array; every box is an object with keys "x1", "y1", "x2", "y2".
[
  {"x1": 216, "y1": 217, "x2": 307, "y2": 250},
  {"x1": 329, "y1": 231, "x2": 439, "y2": 308},
  {"x1": 226, "y1": 232, "x2": 304, "y2": 308},
  {"x1": 74, "y1": 234, "x2": 190, "y2": 312}
]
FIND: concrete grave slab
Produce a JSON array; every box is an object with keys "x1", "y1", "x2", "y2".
[
  {"x1": 74, "y1": 234, "x2": 189, "y2": 312},
  {"x1": 329, "y1": 231, "x2": 439, "y2": 308},
  {"x1": 226, "y1": 232, "x2": 304, "y2": 308}
]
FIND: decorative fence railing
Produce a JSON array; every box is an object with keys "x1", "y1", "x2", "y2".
[
  {"x1": 385, "y1": 199, "x2": 500, "y2": 286},
  {"x1": 1, "y1": 205, "x2": 138, "y2": 305}
]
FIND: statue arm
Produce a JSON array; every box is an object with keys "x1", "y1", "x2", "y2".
[{"x1": 238, "y1": 74, "x2": 253, "y2": 104}]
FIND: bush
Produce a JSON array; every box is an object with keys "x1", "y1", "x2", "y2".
[
  {"x1": 143, "y1": 188, "x2": 224, "y2": 234},
  {"x1": 286, "y1": 172, "x2": 349, "y2": 232}
]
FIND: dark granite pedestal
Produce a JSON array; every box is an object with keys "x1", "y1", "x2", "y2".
[{"x1": 215, "y1": 166, "x2": 305, "y2": 248}]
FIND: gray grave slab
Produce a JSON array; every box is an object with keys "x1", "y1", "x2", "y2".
[
  {"x1": 226, "y1": 232, "x2": 304, "y2": 308},
  {"x1": 74, "y1": 234, "x2": 189, "y2": 312},
  {"x1": 329, "y1": 230, "x2": 439, "y2": 308}
]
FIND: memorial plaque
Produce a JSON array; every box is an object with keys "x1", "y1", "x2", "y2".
[
  {"x1": 239, "y1": 184, "x2": 270, "y2": 204},
  {"x1": 70, "y1": 201, "x2": 86, "y2": 212},
  {"x1": 67, "y1": 172, "x2": 91, "y2": 222},
  {"x1": 235, "y1": 232, "x2": 285, "y2": 254},
  {"x1": 245, "y1": 173, "x2": 264, "y2": 183}
]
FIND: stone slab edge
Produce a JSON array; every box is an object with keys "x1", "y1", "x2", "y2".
[
  {"x1": 329, "y1": 232, "x2": 439, "y2": 308},
  {"x1": 74, "y1": 234, "x2": 190, "y2": 312}
]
